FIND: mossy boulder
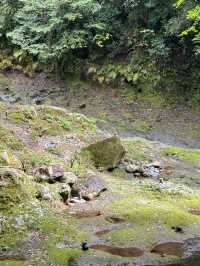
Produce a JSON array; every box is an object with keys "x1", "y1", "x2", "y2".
[
  {"x1": 0, "y1": 150, "x2": 22, "y2": 169},
  {"x1": 82, "y1": 136, "x2": 125, "y2": 170},
  {"x1": 0, "y1": 167, "x2": 35, "y2": 210}
]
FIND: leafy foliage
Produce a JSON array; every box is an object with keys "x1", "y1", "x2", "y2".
[
  {"x1": 0, "y1": 0, "x2": 200, "y2": 101},
  {"x1": 175, "y1": 0, "x2": 200, "y2": 54},
  {"x1": 4, "y1": 0, "x2": 110, "y2": 73}
]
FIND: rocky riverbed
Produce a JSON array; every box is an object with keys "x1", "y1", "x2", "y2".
[{"x1": 1, "y1": 73, "x2": 200, "y2": 266}]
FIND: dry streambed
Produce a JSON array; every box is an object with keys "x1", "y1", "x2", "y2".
[{"x1": 1, "y1": 103, "x2": 200, "y2": 266}]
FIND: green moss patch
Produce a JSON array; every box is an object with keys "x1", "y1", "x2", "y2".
[
  {"x1": 122, "y1": 139, "x2": 153, "y2": 162},
  {"x1": 104, "y1": 179, "x2": 200, "y2": 249},
  {"x1": 0, "y1": 169, "x2": 36, "y2": 211},
  {"x1": 48, "y1": 247, "x2": 82, "y2": 265},
  {"x1": 18, "y1": 148, "x2": 62, "y2": 173},
  {"x1": 106, "y1": 224, "x2": 179, "y2": 248},
  {"x1": 38, "y1": 213, "x2": 88, "y2": 246},
  {"x1": 7, "y1": 105, "x2": 37, "y2": 124},
  {"x1": 0, "y1": 261, "x2": 25, "y2": 266},
  {"x1": 7, "y1": 105, "x2": 97, "y2": 140},
  {"x1": 133, "y1": 120, "x2": 152, "y2": 133},
  {"x1": 0, "y1": 74, "x2": 9, "y2": 89},
  {"x1": 0, "y1": 126, "x2": 24, "y2": 151},
  {"x1": 108, "y1": 180, "x2": 200, "y2": 229},
  {"x1": 111, "y1": 197, "x2": 200, "y2": 227},
  {"x1": 162, "y1": 146, "x2": 200, "y2": 165},
  {"x1": 120, "y1": 88, "x2": 166, "y2": 108}
]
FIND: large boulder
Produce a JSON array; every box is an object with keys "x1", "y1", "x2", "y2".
[{"x1": 82, "y1": 136, "x2": 125, "y2": 170}]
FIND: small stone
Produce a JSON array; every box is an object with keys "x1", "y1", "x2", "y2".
[
  {"x1": 79, "y1": 103, "x2": 86, "y2": 109},
  {"x1": 59, "y1": 184, "x2": 71, "y2": 202},
  {"x1": 15, "y1": 215, "x2": 25, "y2": 226},
  {"x1": 81, "y1": 241, "x2": 89, "y2": 251},
  {"x1": 37, "y1": 186, "x2": 53, "y2": 201},
  {"x1": 144, "y1": 166, "x2": 160, "y2": 178},
  {"x1": 69, "y1": 197, "x2": 86, "y2": 204},
  {"x1": 171, "y1": 226, "x2": 184, "y2": 233},
  {"x1": 33, "y1": 96, "x2": 45, "y2": 105}
]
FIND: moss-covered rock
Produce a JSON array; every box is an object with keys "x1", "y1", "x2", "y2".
[
  {"x1": 82, "y1": 136, "x2": 125, "y2": 170},
  {"x1": 0, "y1": 150, "x2": 22, "y2": 169},
  {"x1": 0, "y1": 167, "x2": 35, "y2": 211}
]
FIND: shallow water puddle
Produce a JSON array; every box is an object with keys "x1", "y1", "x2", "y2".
[
  {"x1": 95, "y1": 229, "x2": 113, "y2": 237},
  {"x1": 151, "y1": 241, "x2": 184, "y2": 256},
  {"x1": 69, "y1": 210, "x2": 102, "y2": 218},
  {"x1": 0, "y1": 255, "x2": 27, "y2": 261},
  {"x1": 105, "y1": 216, "x2": 126, "y2": 224},
  {"x1": 91, "y1": 245, "x2": 144, "y2": 257}
]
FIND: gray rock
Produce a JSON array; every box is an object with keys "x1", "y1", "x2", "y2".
[
  {"x1": 61, "y1": 172, "x2": 78, "y2": 185},
  {"x1": 0, "y1": 167, "x2": 22, "y2": 187},
  {"x1": 183, "y1": 237, "x2": 200, "y2": 259},
  {"x1": 37, "y1": 185, "x2": 53, "y2": 201},
  {"x1": 71, "y1": 172, "x2": 107, "y2": 201},
  {"x1": 69, "y1": 197, "x2": 86, "y2": 204},
  {"x1": 121, "y1": 159, "x2": 143, "y2": 174},
  {"x1": 15, "y1": 215, "x2": 25, "y2": 227},
  {"x1": 0, "y1": 216, "x2": 6, "y2": 234},
  {"x1": 0, "y1": 94, "x2": 20, "y2": 104},
  {"x1": 34, "y1": 165, "x2": 64, "y2": 183},
  {"x1": 33, "y1": 96, "x2": 45, "y2": 105},
  {"x1": 34, "y1": 166, "x2": 52, "y2": 182},
  {"x1": 143, "y1": 165, "x2": 160, "y2": 178},
  {"x1": 59, "y1": 184, "x2": 71, "y2": 203}
]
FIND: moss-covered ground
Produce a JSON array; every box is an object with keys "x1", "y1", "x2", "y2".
[{"x1": 162, "y1": 146, "x2": 200, "y2": 166}]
